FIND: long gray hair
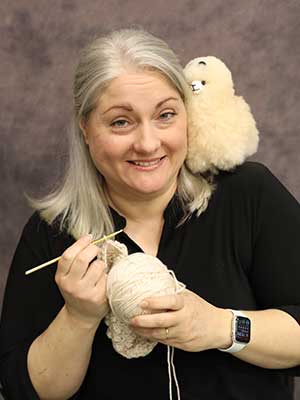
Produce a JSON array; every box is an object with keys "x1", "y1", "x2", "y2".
[{"x1": 29, "y1": 28, "x2": 213, "y2": 239}]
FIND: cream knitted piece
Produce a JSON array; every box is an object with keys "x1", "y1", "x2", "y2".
[{"x1": 98, "y1": 240, "x2": 185, "y2": 359}]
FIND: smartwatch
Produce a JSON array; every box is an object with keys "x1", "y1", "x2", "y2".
[{"x1": 219, "y1": 309, "x2": 251, "y2": 353}]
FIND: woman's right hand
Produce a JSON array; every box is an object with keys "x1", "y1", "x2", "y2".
[{"x1": 55, "y1": 235, "x2": 109, "y2": 328}]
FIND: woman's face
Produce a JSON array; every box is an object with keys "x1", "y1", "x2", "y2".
[{"x1": 81, "y1": 70, "x2": 187, "y2": 200}]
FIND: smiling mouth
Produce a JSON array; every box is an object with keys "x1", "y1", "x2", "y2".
[{"x1": 128, "y1": 156, "x2": 165, "y2": 167}]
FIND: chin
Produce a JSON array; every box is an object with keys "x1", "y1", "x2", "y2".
[
  {"x1": 125, "y1": 174, "x2": 177, "y2": 196},
  {"x1": 134, "y1": 186, "x2": 165, "y2": 195},
  {"x1": 132, "y1": 181, "x2": 173, "y2": 196}
]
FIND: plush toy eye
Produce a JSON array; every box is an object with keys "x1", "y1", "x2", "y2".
[
  {"x1": 198, "y1": 61, "x2": 206, "y2": 65},
  {"x1": 201, "y1": 81, "x2": 206, "y2": 85}
]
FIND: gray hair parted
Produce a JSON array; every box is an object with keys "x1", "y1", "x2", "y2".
[
  {"x1": 74, "y1": 28, "x2": 188, "y2": 121},
  {"x1": 29, "y1": 28, "x2": 213, "y2": 239}
]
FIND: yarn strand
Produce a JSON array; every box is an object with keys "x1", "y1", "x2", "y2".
[
  {"x1": 167, "y1": 345, "x2": 181, "y2": 400},
  {"x1": 168, "y1": 345, "x2": 173, "y2": 400},
  {"x1": 171, "y1": 346, "x2": 181, "y2": 400},
  {"x1": 102, "y1": 240, "x2": 184, "y2": 398}
]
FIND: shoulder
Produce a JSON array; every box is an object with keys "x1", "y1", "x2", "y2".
[
  {"x1": 216, "y1": 161, "x2": 272, "y2": 186},
  {"x1": 213, "y1": 162, "x2": 299, "y2": 216},
  {"x1": 23, "y1": 211, "x2": 49, "y2": 233},
  {"x1": 214, "y1": 161, "x2": 281, "y2": 198},
  {"x1": 20, "y1": 211, "x2": 74, "y2": 261},
  {"x1": 22, "y1": 211, "x2": 61, "y2": 239}
]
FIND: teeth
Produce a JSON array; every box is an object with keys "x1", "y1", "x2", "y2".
[{"x1": 132, "y1": 159, "x2": 161, "y2": 167}]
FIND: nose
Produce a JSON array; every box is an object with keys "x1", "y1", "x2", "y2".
[{"x1": 133, "y1": 122, "x2": 161, "y2": 154}]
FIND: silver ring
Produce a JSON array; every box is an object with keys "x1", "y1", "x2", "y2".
[{"x1": 165, "y1": 327, "x2": 169, "y2": 340}]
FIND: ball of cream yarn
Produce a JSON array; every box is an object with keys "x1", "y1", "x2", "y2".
[
  {"x1": 107, "y1": 253, "x2": 181, "y2": 322},
  {"x1": 101, "y1": 244, "x2": 184, "y2": 359}
]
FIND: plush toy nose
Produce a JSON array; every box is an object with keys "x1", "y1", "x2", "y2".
[{"x1": 191, "y1": 80, "x2": 205, "y2": 94}]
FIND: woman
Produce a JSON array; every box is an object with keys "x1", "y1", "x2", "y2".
[{"x1": 0, "y1": 28, "x2": 300, "y2": 400}]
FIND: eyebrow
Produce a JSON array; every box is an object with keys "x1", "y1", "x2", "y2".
[{"x1": 101, "y1": 96, "x2": 179, "y2": 115}]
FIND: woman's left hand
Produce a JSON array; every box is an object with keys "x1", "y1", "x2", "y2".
[{"x1": 130, "y1": 289, "x2": 232, "y2": 352}]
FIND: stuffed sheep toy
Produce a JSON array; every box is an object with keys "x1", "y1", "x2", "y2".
[{"x1": 183, "y1": 56, "x2": 259, "y2": 174}]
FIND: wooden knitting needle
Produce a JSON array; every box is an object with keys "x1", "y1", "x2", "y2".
[{"x1": 25, "y1": 229, "x2": 123, "y2": 276}]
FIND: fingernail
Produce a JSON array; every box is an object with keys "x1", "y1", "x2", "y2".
[{"x1": 86, "y1": 234, "x2": 93, "y2": 241}]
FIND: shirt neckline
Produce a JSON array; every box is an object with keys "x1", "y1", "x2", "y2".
[{"x1": 108, "y1": 193, "x2": 184, "y2": 231}]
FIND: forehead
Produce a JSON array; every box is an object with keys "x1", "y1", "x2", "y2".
[{"x1": 97, "y1": 71, "x2": 181, "y2": 109}]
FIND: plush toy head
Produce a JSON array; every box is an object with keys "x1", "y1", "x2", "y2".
[
  {"x1": 184, "y1": 56, "x2": 234, "y2": 98},
  {"x1": 183, "y1": 56, "x2": 259, "y2": 173}
]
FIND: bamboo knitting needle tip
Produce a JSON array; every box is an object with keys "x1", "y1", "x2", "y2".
[{"x1": 25, "y1": 229, "x2": 123, "y2": 276}]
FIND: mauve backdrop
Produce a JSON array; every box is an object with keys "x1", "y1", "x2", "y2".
[{"x1": 1, "y1": 0, "x2": 300, "y2": 398}]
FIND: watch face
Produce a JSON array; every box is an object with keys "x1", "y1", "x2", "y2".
[{"x1": 235, "y1": 316, "x2": 251, "y2": 343}]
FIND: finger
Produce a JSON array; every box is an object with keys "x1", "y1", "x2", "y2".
[
  {"x1": 130, "y1": 310, "x2": 177, "y2": 329},
  {"x1": 83, "y1": 259, "x2": 106, "y2": 286},
  {"x1": 140, "y1": 293, "x2": 184, "y2": 312},
  {"x1": 57, "y1": 235, "x2": 93, "y2": 275},
  {"x1": 95, "y1": 270, "x2": 107, "y2": 289},
  {"x1": 133, "y1": 326, "x2": 176, "y2": 342},
  {"x1": 68, "y1": 244, "x2": 101, "y2": 280}
]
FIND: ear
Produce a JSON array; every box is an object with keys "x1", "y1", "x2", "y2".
[{"x1": 79, "y1": 118, "x2": 89, "y2": 145}]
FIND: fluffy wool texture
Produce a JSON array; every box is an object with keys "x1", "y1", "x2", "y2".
[
  {"x1": 98, "y1": 240, "x2": 185, "y2": 359},
  {"x1": 183, "y1": 56, "x2": 259, "y2": 173}
]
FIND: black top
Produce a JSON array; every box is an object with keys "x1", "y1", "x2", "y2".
[{"x1": 1, "y1": 162, "x2": 300, "y2": 400}]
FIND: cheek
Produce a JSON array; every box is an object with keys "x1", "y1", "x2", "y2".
[
  {"x1": 88, "y1": 135, "x2": 127, "y2": 166},
  {"x1": 171, "y1": 121, "x2": 188, "y2": 154}
]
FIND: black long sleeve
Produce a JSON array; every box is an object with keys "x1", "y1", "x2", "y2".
[
  {"x1": 1, "y1": 162, "x2": 299, "y2": 400},
  {"x1": 0, "y1": 214, "x2": 74, "y2": 399}
]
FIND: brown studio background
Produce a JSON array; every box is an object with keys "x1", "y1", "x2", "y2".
[{"x1": 1, "y1": 0, "x2": 300, "y2": 398}]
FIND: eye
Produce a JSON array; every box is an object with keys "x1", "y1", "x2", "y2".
[
  {"x1": 198, "y1": 61, "x2": 206, "y2": 65},
  {"x1": 201, "y1": 81, "x2": 206, "y2": 85},
  {"x1": 159, "y1": 111, "x2": 176, "y2": 120},
  {"x1": 111, "y1": 119, "x2": 129, "y2": 128}
]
